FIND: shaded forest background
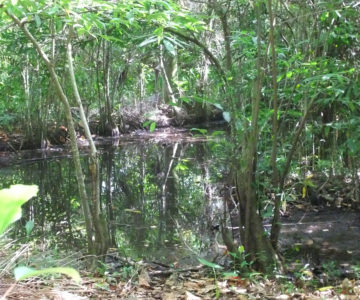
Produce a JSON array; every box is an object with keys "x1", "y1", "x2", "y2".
[{"x1": 0, "y1": 0, "x2": 359, "y2": 272}]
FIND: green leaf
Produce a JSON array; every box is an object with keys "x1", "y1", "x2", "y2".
[
  {"x1": 223, "y1": 112, "x2": 231, "y2": 123},
  {"x1": 139, "y1": 36, "x2": 157, "y2": 47},
  {"x1": 318, "y1": 286, "x2": 334, "y2": 292},
  {"x1": 163, "y1": 39, "x2": 175, "y2": 56},
  {"x1": 0, "y1": 185, "x2": 38, "y2": 235},
  {"x1": 124, "y1": 209, "x2": 142, "y2": 214},
  {"x1": 153, "y1": 27, "x2": 163, "y2": 38},
  {"x1": 175, "y1": 163, "x2": 188, "y2": 171},
  {"x1": 180, "y1": 97, "x2": 190, "y2": 103},
  {"x1": 14, "y1": 266, "x2": 81, "y2": 283},
  {"x1": 213, "y1": 103, "x2": 223, "y2": 110},
  {"x1": 190, "y1": 128, "x2": 207, "y2": 135},
  {"x1": 143, "y1": 120, "x2": 151, "y2": 127},
  {"x1": 25, "y1": 220, "x2": 34, "y2": 236},
  {"x1": 164, "y1": 36, "x2": 187, "y2": 48},
  {"x1": 34, "y1": 15, "x2": 41, "y2": 28},
  {"x1": 211, "y1": 130, "x2": 225, "y2": 137},
  {"x1": 99, "y1": 34, "x2": 124, "y2": 44},
  {"x1": 238, "y1": 245, "x2": 245, "y2": 254},
  {"x1": 198, "y1": 258, "x2": 223, "y2": 269},
  {"x1": 149, "y1": 121, "x2": 156, "y2": 132},
  {"x1": 223, "y1": 272, "x2": 238, "y2": 278}
]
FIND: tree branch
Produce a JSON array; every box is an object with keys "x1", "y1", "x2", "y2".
[{"x1": 164, "y1": 27, "x2": 226, "y2": 82}]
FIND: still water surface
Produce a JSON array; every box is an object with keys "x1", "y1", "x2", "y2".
[{"x1": 0, "y1": 130, "x2": 227, "y2": 267}]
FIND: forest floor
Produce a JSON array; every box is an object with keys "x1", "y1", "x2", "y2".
[
  {"x1": 1, "y1": 203, "x2": 360, "y2": 299},
  {"x1": 1, "y1": 262, "x2": 360, "y2": 299}
]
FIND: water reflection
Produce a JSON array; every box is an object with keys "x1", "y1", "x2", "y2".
[{"x1": 0, "y1": 135, "x2": 227, "y2": 266}]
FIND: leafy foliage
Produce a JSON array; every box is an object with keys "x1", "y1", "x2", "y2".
[{"x1": 0, "y1": 184, "x2": 38, "y2": 235}]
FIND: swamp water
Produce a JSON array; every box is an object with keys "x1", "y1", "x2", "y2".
[
  {"x1": 0, "y1": 130, "x2": 227, "y2": 268},
  {"x1": 1, "y1": 129, "x2": 359, "y2": 272}
]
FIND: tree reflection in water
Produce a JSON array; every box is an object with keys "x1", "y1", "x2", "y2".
[{"x1": 0, "y1": 135, "x2": 228, "y2": 266}]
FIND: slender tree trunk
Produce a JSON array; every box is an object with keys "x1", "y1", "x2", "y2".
[
  {"x1": 21, "y1": 56, "x2": 34, "y2": 145},
  {"x1": 349, "y1": 157, "x2": 359, "y2": 202},
  {"x1": 235, "y1": 173, "x2": 279, "y2": 272},
  {"x1": 160, "y1": 45, "x2": 176, "y2": 104},
  {"x1": 104, "y1": 151, "x2": 116, "y2": 247},
  {"x1": 67, "y1": 30, "x2": 109, "y2": 257},
  {"x1": 102, "y1": 41, "x2": 119, "y2": 136},
  {"x1": 139, "y1": 64, "x2": 145, "y2": 114},
  {"x1": 96, "y1": 44, "x2": 103, "y2": 118},
  {"x1": 7, "y1": 12, "x2": 98, "y2": 256},
  {"x1": 270, "y1": 88, "x2": 318, "y2": 249},
  {"x1": 267, "y1": 0, "x2": 282, "y2": 249},
  {"x1": 232, "y1": 0, "x2": 280, "y2": 272},
  {"x1": 210, "y1": 0, "x2": 232, "y2": 72},
  {"x1": 103, "y1": 41, "x2": 111, "y2": 123}
]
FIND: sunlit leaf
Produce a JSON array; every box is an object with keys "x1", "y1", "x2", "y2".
[
  {"x1": 198, "y1": 258, "x2": 223, "y2": 269},
  {"x1": 124, "y1": 209, "x2": 142, "y2": 214},
  {"x1": 14, "y1": 266, "x2": 81, "y2": 283},
  {"x1": 277, "y1": 74, "x2": 284, "y2": 82},
  {"x1": 223, "y1": 272, "x2": 238, "y2": 278},
  {"x1": 318, "y1": 286, "x2": 334, "y2": 292},
  {"x1": 223, "y1": 112, "x2": 231, "y2": 123},
  {"x1": 0, "y1": 185, "x2": 38, "y2": 235},
  {"x1": 153, "y1": 26, "x2": 163, "y2": 38},
  {"x1": 175, "y1": 163, "x2": 188, "y2": 171},
  {"x1": 149, "y1": 121, "x2": 156, "y2": 132},
  {"x1": 238, "y1": 245, "x2": 245, "y2": 254},
  {"x1": 302, "y1": 186, "x2": 306, "y2": 198},
  {"x1": 213, "y1": 103, "x2": 223, "y2": 110},
  {"x1": 139, "y1": 36, "x2": 157, "y2": 47}
]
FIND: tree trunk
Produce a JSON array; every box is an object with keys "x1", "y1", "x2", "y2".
[
  {"x1": 235, "y1": 173, "x2": 278, "y2": 272},
  {"x1": 229, "y1": 0, "x2": 280, "y2": 272},
  {"x1": 67, "y1": 31, "x2": 109, "y2": 257},
  {"x1": 21, "y1": 56, "x2": 34, "y2": 145},
  {"x1": 7, "y1": 11, "x2": 105, "y2": 258},
  {"x1": 102, "y1": 41, "x2": 119, "y2": 136},
  {"x1": 267, "y1": 0, "x2": 281, "y2": 250},
  {"x1": 160, "y1": 45, "x2": 177, "y2": 104}
]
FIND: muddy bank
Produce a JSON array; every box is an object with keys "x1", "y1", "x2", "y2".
[
  {"x1": 0, "y1": 126, "x2": 224, "y2": 167},
  {"x1": 277, "y1": 206, "x2": 360, "y2": 266},
  {"x1": 0, "y1": 103, "x2": 224, "y2": 152}
]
